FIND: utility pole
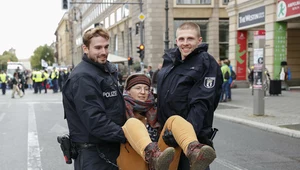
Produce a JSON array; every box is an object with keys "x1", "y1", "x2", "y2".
[
  {"x1": 139, "y1": 0, "x2": 144, "y2": 73},
  {"x1": 164, "y1": 0, "x2": 169, "y2": 51}
]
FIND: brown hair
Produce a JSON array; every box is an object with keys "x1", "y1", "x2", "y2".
[
  {"x1": 82, "y1": 27, "x2": 110, "y2": 48},
  {"x1": 176, "y1": 22, "x2": 201, "y2": 38}
]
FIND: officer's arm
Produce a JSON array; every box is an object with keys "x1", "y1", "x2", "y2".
[
  {"x1": 72, "y1": 76, "x2": 126, "y2": 143},
  {"x1": 186, "y1": 60, "x2": 223, "y2": 135}
]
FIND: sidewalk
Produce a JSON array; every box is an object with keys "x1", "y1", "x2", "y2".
[{"x1": 215, "y1": 88, "x2": 300, "y2": 138}]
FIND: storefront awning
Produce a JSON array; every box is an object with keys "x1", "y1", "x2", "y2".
[{"x1": 108, "y1": 54, "x2": 128, "y2": 63}]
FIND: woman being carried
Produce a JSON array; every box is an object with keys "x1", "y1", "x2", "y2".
[{"x1": 118, "y1": 73, "x2": 216, "y2": 170}]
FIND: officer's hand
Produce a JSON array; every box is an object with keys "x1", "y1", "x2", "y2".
[{"x1": 162, "y1": 129, "x2": 179, "y2": 147}]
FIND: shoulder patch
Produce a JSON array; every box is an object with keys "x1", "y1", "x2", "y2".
[{"x1": 204, "y1": 77, "x2": 215, "y2": 88}]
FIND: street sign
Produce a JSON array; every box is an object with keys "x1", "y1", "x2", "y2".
[{"x1": 138, "y1": 13, "x2": 145, "y2": 21}]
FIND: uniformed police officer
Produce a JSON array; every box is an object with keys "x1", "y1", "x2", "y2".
[
  {"x1": 0, "y1": 70, "x2": 7, "y2": 95},
  {"x1": 156, "y1": 22, "x2": 223, "y2": 170},
  {"x1": 62, "y1": 27, "x2": 126, "y2": 170}
]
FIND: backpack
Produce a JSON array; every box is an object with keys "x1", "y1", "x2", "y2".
[
  {"x1": 224, "y1": 71, "x2": 230, "y2": 80},
  {"x1": 231, "y1": 70, "x2": 236, "y2": 80}
]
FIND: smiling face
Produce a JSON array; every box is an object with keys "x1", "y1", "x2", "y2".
[
  {"x1": 176, "y1": 29, "x2": 202, "y2": 60},
  {"x1": 83, "y1": 36, "x2": 109, "y2": 64},
  {"x1": 128, "y1": 84, "x2": 150, "y2": 102}
]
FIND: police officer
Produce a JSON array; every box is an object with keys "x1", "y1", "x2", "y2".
[
  {"x1": 42, "y1": 70, "x2": 49, "y2": 93},
  {"x1": 51, "y1": 67, "x2": 59, "y2": 93},
  {"x1": 62, "y1": 27, "x2": 126, "y2": 170},
  {"x1": 156, "y1": 22, "x2": 223, "y2": 170},
  {"x1": 0, "y1": 70, "x2": 7, "y2": 95}
]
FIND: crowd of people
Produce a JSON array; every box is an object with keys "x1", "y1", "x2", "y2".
[
  {"x1": 0, "y1": 66, "x2": 72, "y2": 98},
  {"x1": 61, "y1": 22, "x2": 223, "y2": 170}
]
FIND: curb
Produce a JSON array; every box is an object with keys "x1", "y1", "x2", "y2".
[{"x1": 215, "y1": 113, "x2": 300, "y2": 138}]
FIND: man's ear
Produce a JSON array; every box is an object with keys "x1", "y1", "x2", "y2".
[
  {"x1": 198, "y1": 37, "x2": 203, "y2": 45},
  {"x1": 82, "y1": 45, "x2": 88, "y2": 54}
]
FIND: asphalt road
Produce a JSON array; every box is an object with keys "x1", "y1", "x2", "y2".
[{"x1": 0, "y1": 90, "x2": 300, "y2": 170}]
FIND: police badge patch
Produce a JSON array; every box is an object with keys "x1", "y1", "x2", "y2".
[{"x1": 204, "y1": 77, "x2": 215, "y2": 88}]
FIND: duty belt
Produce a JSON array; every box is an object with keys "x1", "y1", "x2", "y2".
[{"x1": 75, "y1": 143, "x2": 96, "y2": 149}]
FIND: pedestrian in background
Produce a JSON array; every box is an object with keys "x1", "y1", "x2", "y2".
[
  {"x1": 51, "y1": 67, "x2": 59, "y2": 93},
  {"x1": 151, "y1": 63, "x2": 162, "y2": 99},
  {"x1": 227, "y1": 59, "x2": 234, "y2": 101},
  {"x1": 43, "y1": 70, "x2": 49, "y2": 93},
  {"x1": 11, "y1": 72, "x2": 23, "y2": 98},
  {"x1": 220, "y1": 59, "x2": 231, "y2": 102},
  {"x1": 157, "y1": 22, "x2": 222, "y2": 170},
  {"x1": 0, "y1": 70, "x2": 7, "y2": 95},
  {"x1": 62, "y1": 27, "x2": 126, "y2": 170}
]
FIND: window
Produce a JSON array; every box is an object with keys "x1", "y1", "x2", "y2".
[
  {"x1": 174, "y1": 19, "x2": 208, "y2": 46},
  {"x1": 114, "y1": 34, "x2": 118, "y2": 55},
  {"x1": 110, "y1": 13, "x2": 115, "y2": 26},
  {"x1": 122, "y1": 4, "x2": 129, "y2": 18},
  {"x1": 105, "y1": 17, "x2": 109, "y2": 28},
  {"x1": 222, "y1": 0, "x2": 229, "y2": 5},
  {"x1": 116, "y1": 8, "x2": 122, "y2": 22},
  {"x1": 176, "y1": 0, "x2": 211, "y2": 5},
  {"x1": 219, "y1": 20, "x2": 229, "y2": 59}
]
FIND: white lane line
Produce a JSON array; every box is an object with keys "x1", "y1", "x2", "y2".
[
  {"x1": 215, "y1": 158, "x2": 249, "y2": 170},
  {"x1": 0, "y1": 112, "x2": 6, "y2": 122},
  {"x1": 27, "y1": 103, "x2": 43, "y2": 170}
]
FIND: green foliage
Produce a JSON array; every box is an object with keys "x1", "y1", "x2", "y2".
[
  {"x1": 30, "y1": 45, "x2": 55, "y2": 70},
  {"x1": 0, "y1": 51, "x2": 18, "y2": 71}
]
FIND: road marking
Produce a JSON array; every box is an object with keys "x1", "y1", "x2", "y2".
[
  {"x1": 215, "y1": 158, "x2": 248, "y2": 170},
  {"x1": 27, "y1": 103, "x2": 43, "y2": 170},
  {"x1": 0, "y1": 112, "x2": 6, "y2": 122}
]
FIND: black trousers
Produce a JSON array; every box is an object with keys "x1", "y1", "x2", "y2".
[
  {"x1": 1, "y1": 83, "x2": 6, "y2": 94},
  {"x1": 74, "y1": 144, "x2": 119, "y2": 170}
]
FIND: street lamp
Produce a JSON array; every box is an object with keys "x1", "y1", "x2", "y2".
[
  {"x1": 164, "y1": 0, "x2": 169, "y2": 51},
  {"x1": 72, "y1": 6, "x2": 83, "y2": 66}
]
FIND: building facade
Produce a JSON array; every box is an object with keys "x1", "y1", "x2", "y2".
[
  {"x1": 59, "y1": 0, "x2": 229, "y2": 72},
  {"x1": 227, "y1": 0, "x2": 300, "y2": 85},
  {"x1": 55, "y1": 12, "x2": 73, "y2": 67}
]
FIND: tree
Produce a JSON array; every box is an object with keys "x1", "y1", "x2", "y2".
[
  {"x1": 30, "y1": 45, "x2": 55, "y2": 70},
  {"x1": 0, "y1": 51, "x2": 18, "y2": 71}
]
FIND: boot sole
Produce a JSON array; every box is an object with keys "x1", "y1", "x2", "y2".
[
  {"x1": 190, "y1": 145, "x2": 216, "y2": 170},
  {"x1": 156, "y1": 147, "x2": 175, "y2": 170}
]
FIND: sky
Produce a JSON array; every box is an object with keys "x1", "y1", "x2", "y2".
[{"x1": 0, "y1": 0, "x2": 66, "y2": 59}]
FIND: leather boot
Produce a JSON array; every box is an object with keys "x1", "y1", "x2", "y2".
[
  {"x1": 144, "y1": 142, "x2": 175, "y2": 170},
  {"x1": 186, "y1": 141, "x2": 216, "y2": 170}
]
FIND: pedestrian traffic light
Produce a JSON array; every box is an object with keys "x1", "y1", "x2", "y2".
[
  {"x1": 137, "y1": 44, "x2": 145, "y2": 61},
  {"x1": 128, "y1": 57, "x2": 133, "y2": 65},
  {"x1": 62, "y1": 0, "x2": 68, "y2": 10}
]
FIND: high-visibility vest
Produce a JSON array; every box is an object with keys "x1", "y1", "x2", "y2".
[
  {"x1": 0, "y1": 73, "x2": 7, "y2": 83},
  {"x1": 51, "y1": 70, "x2": 59, "y2": 79},
  {"x1": 35, "y1": 71, "x2": 43, "y2": 83}
]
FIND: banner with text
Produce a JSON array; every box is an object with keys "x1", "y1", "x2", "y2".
[
  {"x1": 236, "y1": 31, "x2": 248, "y2": 80},
  {"x1": 277, "y1": 0, "x2": 300, "y2": 20},
  {"x1": 274, "y1": 22, "x2": 287, "y2": 79}
]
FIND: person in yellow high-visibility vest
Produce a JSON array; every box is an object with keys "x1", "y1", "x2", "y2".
[
  {"x1": 34, "y1": 70, "x2": 43, "y2": 94},
  {"x1": 0, "y1": 70, "x2": 7, "y2": 95},
  {"x1": 51, "y1": 67, "x2": 59, "y2": 93}
]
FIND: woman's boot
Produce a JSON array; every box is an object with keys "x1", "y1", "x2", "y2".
[
  {"x1": 186, "y1": 141, "x2": 216, "y2": 170},
  {"x1": 144, "y1": 142, "x2": 175, "y2": 170}
]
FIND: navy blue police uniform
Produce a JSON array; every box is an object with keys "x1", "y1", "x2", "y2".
[
  {"x1": 62, "y1": 54, "x2": 127, "y2": 170},
  {"x1": 156, "y1": 44, "x2": 223, "y2": 170}
]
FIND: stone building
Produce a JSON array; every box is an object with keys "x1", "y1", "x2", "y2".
[
  {"x1": 227, "y1": 0, "x2": 300, "y2": 86},
  {"x1": 59, "y1": 0, "x2": 229, "y2": 73}
]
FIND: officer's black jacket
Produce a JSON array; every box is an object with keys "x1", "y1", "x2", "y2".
[
  {"x1": 157, "y1": 44, "x2": 223, "y2": 137},
  {"x1": 62, "y1": 55, "x2": 127, "y2": 144}
]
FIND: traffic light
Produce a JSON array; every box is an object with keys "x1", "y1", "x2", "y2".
[
  {"x1": 137, "y1": 44, "x2": 145, "y2": 61},
  {"x1": 128, "y1": 57, "x2": 133, "y2": 65},
  {"x1": 62, "y1": 0, "x2": 68, "y2": 10}
]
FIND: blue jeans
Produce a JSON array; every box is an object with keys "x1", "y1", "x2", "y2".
[{"x1": 220, "y1": 81, "x2": 230, "y2": 101}]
